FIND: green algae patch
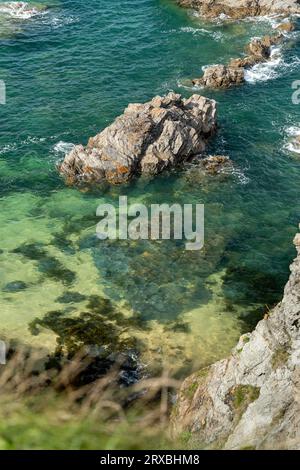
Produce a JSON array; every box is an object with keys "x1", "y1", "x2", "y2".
[
  {"x1": 182, "y1": 367, "x2": 210, "y2": 401},
  {"x1": 271, "y1": 347, "x2": 289, "y2": 370},
  {"x1": 226, "y1": 385, "x2": 260, "y2": 417},
  {"x1": 242, "y1": 335, "x2": 250, "y2": 344},
  {"x1": 185, "y1": 381, "x2": 199, "y2": 399},
  {"x1": 28, "y1": 294, "x2": 142, "y2": 357},
  {"x1": 13, "y1": 243, "x2": 76, "y2": 286}
]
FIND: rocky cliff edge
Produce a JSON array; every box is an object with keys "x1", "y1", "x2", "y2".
[{"x1": 172, "y1": 226, "x2": 300, "y2": 450}]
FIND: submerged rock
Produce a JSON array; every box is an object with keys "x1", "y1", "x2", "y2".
[
  {"x1": 183, "y1": 155, "x2": 233, "y2": 185},
  {"x1": 275, "y1": 21, "x2": 296, "y2": 33},
  {"x1": 177, "y1": 0, "x2": 300, "y2": 19},
  {"x1": 199, "y1": 155, "x2": 232, "y2": 174},
  {"x1": 3, "y1": 280, "x2": 28, "y2": 292},
  {"x1": 172, "y1": 226, "x2": 300, "y2": 449},
  {"x1": 29, "y1": 295, "x2": 144, "y2": 387},
  {"x1": 193, "y1": 65, "x2": 244, "y2": 89},
  {"x1": 59, "y1": 93, "x2": 217, "y2": 185}
]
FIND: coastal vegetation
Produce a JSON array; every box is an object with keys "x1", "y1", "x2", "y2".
[{"x1": 0, "y1": 0, "x2": 299, "y2": 450}]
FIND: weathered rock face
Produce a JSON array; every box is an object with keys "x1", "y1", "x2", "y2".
[
  {"x1": 59, "y1": 93, "x2": 217, "y2": 185},
  {"x1": 193, "y1": 65, "x2": 245, "y2": 89},
  {"x1": 228, "y1": 34, "x2": 283, "y2": 67},
  {"x1": 172, "y1": 226, "x2": 300, "y2": 450},
  {"x1": 177, "y1": 0, "x2": 300, "y2": 19},
  {"x1": 195, "y1": 34, "x2": 286, "y2": 89},
  {"x1": 246, "y1": 34, "x2": 283, "y2": 58},
  {"x1": 246, "y1": 38, "x2": 271, "y2": 59}
]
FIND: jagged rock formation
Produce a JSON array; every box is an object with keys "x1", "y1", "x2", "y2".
[
  {"x1": 230, "y1": 34, "x2": 283, "y2": 66},
  {"x1": 193, "y1": 65, "x2": 245, "y2": 89},
  {"x1": 172, "y1": 226, "x2": 300, "y2": 449},
  {"x1": 177, "y1": 0, "x2": 300, "y2": 19},
  {"x1": 59, "y1": 93, "x2": 217, "y2": 185},
  {"x1": 193, "y1": 34, "x2": 285, "y2": 89}
]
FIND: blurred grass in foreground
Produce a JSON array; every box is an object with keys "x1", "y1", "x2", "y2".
[{"x1": 0, "y1": 346, "x2": 183, "y2": 450}]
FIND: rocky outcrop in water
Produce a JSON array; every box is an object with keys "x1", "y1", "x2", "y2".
[
  {"x1": 193, "y1": 33, "x2": 285, "y2": 89},
  {"x1": 172, "y1": 226, "x2": 300, "y2": 449},
  {"x1": 192, "y1": 65, "x2": 245, "y2": 89},
  {"x1": 197, "y1": 155, "x2": 232, "y2": 174},
  {"x1": 177, "y1": 0, "x2": 300, "y2": 19},
  {"x1": 59, "y1": 93, "x2": 217, "y2": 185}
]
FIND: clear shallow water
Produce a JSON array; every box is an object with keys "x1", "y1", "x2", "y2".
[{"x1": 0, "y1": 0, "x2": 299, "y2": 375}]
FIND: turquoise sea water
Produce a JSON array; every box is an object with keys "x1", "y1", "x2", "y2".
[{"x1": 0, "y1": 0, "x2": 299, "y2": 375}]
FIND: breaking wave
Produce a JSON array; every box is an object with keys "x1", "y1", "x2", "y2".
[
  {"x1": 53, "y1": 141, "x2": 75, "y2": 155},
  {"x1": 244, "y1": 46, "x2": 283, "y2": 83},
  {"x1": 283, "y1": 126, "x2": 300, "y2": 155},
  {"x1": 0, "y1": 2, "x2": 46, "y2": 20}
]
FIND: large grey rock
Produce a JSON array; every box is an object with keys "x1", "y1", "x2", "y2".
[
  {"x1": 177, "y1": 0, "x2": 300, "y2": 19},
  {"x1": 59, "y1": 93, "x2": 217, "y2": 185},
  {"x1": 172, "y1": 226, "x2": 300, "y2": 449}
]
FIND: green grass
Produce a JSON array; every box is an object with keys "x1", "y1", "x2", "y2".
[
  {"x1": 0, "y1": 400, "x2": 173, "y2": 450},
  {"x1": 0, "y1": 348, "x2": 182, "y2": 450}
]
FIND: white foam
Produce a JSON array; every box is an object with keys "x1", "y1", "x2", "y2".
[
  {"x1": 221, "y1": 165, "x2": 250, "y2": 185},
  {"x1": 285, "y1": 126, "x2": 300, "y2": 137},
  {"x1": 241, "y1": 13, "x2": 282, "y2": 28},
  {"x1": 202, "y1": 63, "x2": 222, "y2": 72},
  {"x1": 47, "y1": 14, "x2": 78, "y2": 29},
  {"x1": 0, "y1": 136, "x2": 46, "y2": 155},
  {"x1": 285, "y1": 142, "x2": 300, "y2": 154},
  {"x1": 0, "y1": 2, "x2": 45, "y2": 20},
  {"x1": 0, "y1": 143, "x2": 17, "y2": 155},
  {"x1": 244, "y1": 46, "x2": 283, "y2": 83},
  {"x1": 179, "y1": 26, "x2": 223, "y2": 41},
  {"x1": 218, "y1": 13, "x2": 230, "y2": 21},
  {"x1": 53, "y1": 141, "x2": 75, "y2": 155},
  {"x1": 283, "y1": 126, "x2": 300, "y2": 155},
  {"x1": 177, "y1": 79, "x2": 204, "y2": 91}
]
